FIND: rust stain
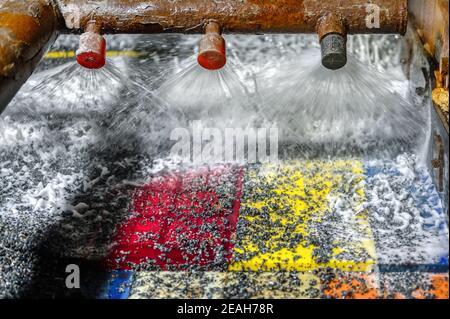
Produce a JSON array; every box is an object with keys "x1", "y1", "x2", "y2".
[
  {"x1": 316, "y1": 13, "x2": 346, "y2": 40},
  {"x1": 0, "y1": 2, "x2": 58, "y2": 77},
  {"x1": 0, "y1": 13, "x2": 41, "y2": 44}
]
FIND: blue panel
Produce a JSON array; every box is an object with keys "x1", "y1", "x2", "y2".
[
  {"x1": 378, "y1": 264, "x2": 449, "y2": 273},
  {"x1": 364, "y1": 162, "x2": 449, "y2": 270},
  {"x1": 97, "y1": 270, "x2": 134, "y2": 299}
]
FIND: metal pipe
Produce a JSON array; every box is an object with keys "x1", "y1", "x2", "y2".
[
  {"x1": 54, "y1": 0, "x2": 407, "y2": 35},
  {"x1": 0, "y1": 0, "x2": 60, "y2": 114},
  {"x1": 53, "y1": 0, "x2": 408, "y2": 71},
  {"x1": 317, "y1": 13, "x2": 348, "y2": 70}
]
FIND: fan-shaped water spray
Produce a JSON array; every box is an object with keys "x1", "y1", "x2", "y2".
[
  {"x1": 258, "y1": 48, "x2": 427, "y2": 158},
  {"x1": 9, "y1": 59, "x2": 130, "y2": 116}
]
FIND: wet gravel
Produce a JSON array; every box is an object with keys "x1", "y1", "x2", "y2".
[{"x1": 0, "y1": 34, "x2": 448, "y2": 299}]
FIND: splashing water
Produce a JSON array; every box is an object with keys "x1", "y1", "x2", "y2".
[
  {"x1": 1, "y1": 58, "x2": 138, "y2": 154},
  {"x1": 102, "y1": 56, "x2": 269, "y2": 161},
  {"x1": 2, "y1": 34, "x2": 429, "y2": 162},
  {"x1": 101, "y1": 79, "x2": 183, "y2": 157},
  {"x1": 156, "y1": 57, "x2": 262, "y2": 128},
  {"x1": 257, "y1": 48, "x2": 427, "y2": 159},
  {"x1": 9, "y1": 59, "x2": 130, "y2": 116}
]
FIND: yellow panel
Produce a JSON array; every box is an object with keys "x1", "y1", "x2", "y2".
[
  {"x1": 129, "y1": 271, "x2": 227, "y2": 299},
  {"x1": 230, "y1": 160, "x2": 376, "y2": 272},
  {"x1": 44, "y1": 50, "x2": 143, "y2": 59},
  {"x1": 44, "y1": 51, "x2": 75, "y2": 59},
  {"x1": 129, "y1": 271, "x2": 321, "y2": 299}
]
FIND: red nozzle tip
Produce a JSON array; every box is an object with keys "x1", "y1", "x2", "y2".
[
  {"x1": 77, "y1": 50, "x2": 106, "y2": 69},
  {"x1": 198, "y1": 50, "x2": 226, "y2": 71},
  {"x1": 198, "y1": 31, "x2": 226, "y2": 71},
  {"x1": 76, "y1": 32, "x2": 106, "y2": 69}
]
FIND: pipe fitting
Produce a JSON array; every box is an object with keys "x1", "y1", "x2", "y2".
[
  {"x1": 317, "y1": 14, "x2": 347, "y2": 70},
  {"x1": 320, "y1": 34, "x2": 347, "y2": 70},
  {"x1": 76, "y1": 21, "x2": 106, "y2": 69},
  {"x1": 198, "y1": 21, "x2": 226, "y2": 71}
]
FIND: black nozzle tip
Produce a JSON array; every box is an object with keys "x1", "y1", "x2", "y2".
[{"x1": 321, "y1": 33, "x2": 347, "y2": 70}]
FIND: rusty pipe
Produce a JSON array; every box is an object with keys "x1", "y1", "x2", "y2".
[
  {"x1": 317, "y1": 13, "x2": 348, "y2": 70},
  {"x1": 54, "y1": 0, "x2": 407, "y2": 35},
  {"x1": 0, "y1": 0, "x2": 60, "y2": 114},
  {"x1": 53, "y1": 0, "x2": 408, "y2": 71}
]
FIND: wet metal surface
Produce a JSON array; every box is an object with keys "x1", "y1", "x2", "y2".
[{"x1": 321, "y1": 34, "x2": 347, "y2": 70}]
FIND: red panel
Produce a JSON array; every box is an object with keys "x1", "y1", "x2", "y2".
[{"x1": 106, "y1": 166, "x2": 244, "y2": 270}]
